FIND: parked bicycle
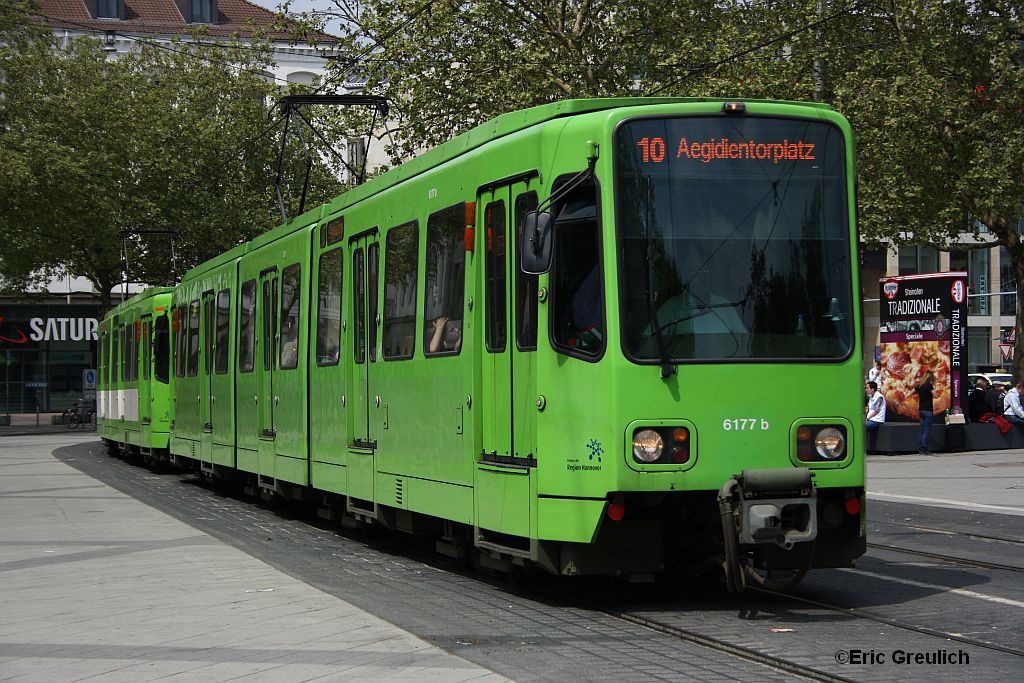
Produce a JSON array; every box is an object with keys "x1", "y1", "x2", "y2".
[{"x1": 63, "y1": 400, "x2": 96, "y2": 430}]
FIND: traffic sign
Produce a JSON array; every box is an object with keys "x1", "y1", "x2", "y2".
[
  {"x1": 83, "y1": 368, "x2": 97, "y2": 390},
  {"x1": 999, "y1": 344, "x2": 1014, "y2": 361}
]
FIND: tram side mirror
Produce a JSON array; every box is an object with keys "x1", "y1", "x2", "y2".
[{"x1": 520, "y1": 210, "x2": 553, "y2": 274}]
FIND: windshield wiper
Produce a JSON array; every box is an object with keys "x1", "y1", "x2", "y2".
[{"x1": 643, "y1": 176, "x2": 675, "y2": 379}]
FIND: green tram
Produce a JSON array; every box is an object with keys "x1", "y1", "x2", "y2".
[
  {"x1": 99, "y1": 98, "x2": 865, "y2": 587},
  {"x1": 97, "y1": 287, "x2": 173, "y2": 461}
]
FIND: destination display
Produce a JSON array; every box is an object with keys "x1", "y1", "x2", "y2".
[{"x1": 878, "y1": 272, "x2": 968, "y2": 420}]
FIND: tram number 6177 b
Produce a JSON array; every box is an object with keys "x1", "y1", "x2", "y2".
[{"x1": 723, "y1": 418, "x2": 769, "y2": 431}]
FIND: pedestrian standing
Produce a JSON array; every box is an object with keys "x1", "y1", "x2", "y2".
[
  {"x1": 915, "y1": 371, "x2": 935, "y2": 454},
  {"x1": 868, "y1": 361, "x2": 883, "y2": 386},
  {"x1": 1003, "y1": 381, "x2": 1024, "y2": 425},
  {"x1": 865, "y1": 381, "x2": 886, "y2": 432}
]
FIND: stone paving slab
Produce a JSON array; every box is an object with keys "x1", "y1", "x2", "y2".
[
  {"x1": 0, "y1": 434, "x2": 509, "y2": 683},
  {"x1": 866, "y1": 449, "x2": 1024, "y2": 514}
]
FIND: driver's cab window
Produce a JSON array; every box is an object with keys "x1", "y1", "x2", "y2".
[{"x1": 551, "y1": 177, "x2": 603, "y2": 357}]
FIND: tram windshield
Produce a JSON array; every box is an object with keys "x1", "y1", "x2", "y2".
[{"x1": 614, "y1": 115, "x2": 852, "y2": 362}]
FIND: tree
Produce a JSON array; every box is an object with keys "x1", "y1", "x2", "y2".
[
  {"x1": 288, "y1": 1, "x2": 1024, "y2": 374},
  {"x1": 0, "y1": 7, "x2": 345, "y2": 313},
  {"x1": 824, "y1": 1, "x2": 1024, "y2": 376}
]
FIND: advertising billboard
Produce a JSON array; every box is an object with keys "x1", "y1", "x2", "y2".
[{"x1": 878, "y1": 272, "x2": 968, "y2": 421}]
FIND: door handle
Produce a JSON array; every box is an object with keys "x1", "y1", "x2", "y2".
[
  {"x1": 375, "y1": 395, "x2": 381, "y2": 407},
  {"x1": 274, "y1": 396, "x2": 280, "y2": 405},
  {"x1": 341, "y1": 395, "x2": 346, "y2": 407}
]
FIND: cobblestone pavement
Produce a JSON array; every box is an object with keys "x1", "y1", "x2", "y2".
[{"x1": 10, "y1": 436, "x2": 1023, "y2": 682}]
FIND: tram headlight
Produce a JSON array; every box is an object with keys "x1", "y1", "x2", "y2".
[
  {"x1": 632, "y1": 429, "x2": 663, "y2": 463},
  {"x1": 814, "y1": 427, "x2": 845, "y2": 460}
]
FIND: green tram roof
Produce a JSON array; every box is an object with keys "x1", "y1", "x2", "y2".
[
  {"x1": 105, "y1": 286, "x2": 175, "y2": 318},
  {"x1": 182, "y1": 97, "x2": 833, "y2": 282}
]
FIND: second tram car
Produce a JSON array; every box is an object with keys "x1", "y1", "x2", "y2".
[{"x1": 98, "y1": 98, "x2": 866, "y2": 587}]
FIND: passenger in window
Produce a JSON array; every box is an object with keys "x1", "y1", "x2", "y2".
[
  {"x1": 429, "y1": 315, "x2": 462, "y2": 353},
  {"x1": 570, "y1": 265, "x2": 602, "y2": 351},
  {"x1": 281, "y1": 322, "x2": 298, "y2": 368}
]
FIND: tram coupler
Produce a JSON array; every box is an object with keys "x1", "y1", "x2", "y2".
[{"x1": 722, "y1": 468, "x2": 817, "y2": 551}]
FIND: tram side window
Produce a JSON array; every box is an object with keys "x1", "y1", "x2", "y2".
[
  {"x1": 263, "y1": 278, "x2": 278, "y2": 371},
  {"x1": 515, "y1": 192, "x2": 540, "y2": 350},
  {"x1": 279, "y1": 263, "x2": 301, "y2": 370},
  {"x1": 317, "y1": 249, "x2": 343, "y2": 366},
  {"x1": 383, "y1": 221, "x2": 418, "y2": 360},
  {"x1": 551, "y1": 178, "x2": 604, "y2": 357},
  {"x1": 353, "y1": 249, "x2": 365, "y2": 364},
  {"x1": 424, "y1": 203, "x2": 465, "y2": 356},
  {"x1": 204, "y1": 294, "x2": 215, "y2": 376},
  {"x1": 132, "y1": 321, "x2": 140, "y2": 381},
  {"x1": 113, "y1": 322, "x2": 119, "y2": 382},
  {"x1": 142, "y1": 320, "x2": 151, "y2": 381},
  {"x1": 174, "y1": 306, "x2": 186, "y2": 378},
  {"x1": 123, "y1": 324, "x2": 131, "y2": 381},
  {"x1": 238, "y1": 280, "x2": 256, "y2": 373},
  {"x1": 187, "y1": 300, "x2": 200, "y2": 376},
  {"x1": 368, "y1": 243, "x2": 379, "y2": 362},
  {"x1": 215, "y1": 289, "x2": 230, "y2": 374},
  {"x1": 154, "y1": 314, "x2": 170, "y2": 383},
  {"x1": 100, "y1": 330, "x2": 108, "y2": 387},
  {"x1": 484, "y1": 201, "x2": 507, "y2": 352}
]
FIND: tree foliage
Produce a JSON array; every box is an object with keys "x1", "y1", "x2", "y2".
[
  {"x1": 0, "y1": 5, "x2": 345, "y2": 312},
  {"x1": 299, "y1": 0, "x2": 1024, "y2": 374}
]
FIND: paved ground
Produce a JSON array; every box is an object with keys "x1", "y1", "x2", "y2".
[
  {"x1": 866, "y1": 449, "x2": 1024, "y2": 515},
  {"x1": 0, "y1": 433, "x2": 508, "y2": 682},
  {"x1": 2, "y1": 434, "x2": 1021, "y2": 682}
]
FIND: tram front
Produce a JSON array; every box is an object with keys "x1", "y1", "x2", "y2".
[{"x1": 529, "y1": 100, "x2": 866, "y2": 587}]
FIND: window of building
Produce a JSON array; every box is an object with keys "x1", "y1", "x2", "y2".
[
  {"x1": 383, "y1": 222, "x2": 418, "y2": 360},
  {"x1": 279, "y1": 264, "x2": 301, "y2": 370},
  {"x1": 95, "y1": 0, "x2": 121, "y2": 19},
  {"x1": 898, "y1": 245, "x2": 938, "y2": 275},
  {"x1": 191, "y1": 0, "x2": 214, "y2": 24},
  {"x1": 424, "y1": 204, "x2": 465, "y2": 356},
  {"x1": 551, "y1": 177, "x2": 603, "y2": 357},
  {"x1": 317, "y1": 249, "x2": 343, "y2": 366},
  {"x1": 348, "y1": 138, "x2": 366, "y2": 181},
  {"x1": 970, "y1": 249, "x2": 990, "y2": 316},
  {"x1": 187, "y1": 300, "x2": 200, "y2": 376},
  {"x1": 239, "y1": 280, "x2": 256, "y2": 373},
  {"x1": 999, "y1": 246, "x2": 1016, "y2": 315},
  {"x1": 515, "y1": 193, "x2": 539, "y2": 350},
  {"x1": 968, "y1": 326, "x2": 991, "y2": 371},
  {"x1": 215, "y1": 289, "x2": 230, "y2": 374}
]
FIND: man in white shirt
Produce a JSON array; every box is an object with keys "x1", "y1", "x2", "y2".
[
  {"x1": 868, "y1": 361, "x2": 882, "y2": 385},
  {"x1": 1002, "y1": 380, "x2": 1024, "y2": 425},
  {"x1": 865, "y1": 381, "x2": 886, "y2": 431}
]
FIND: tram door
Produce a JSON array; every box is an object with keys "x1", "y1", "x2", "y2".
[
  {"x1": 347, "y1": 232, "x2": 380, "y2": 508},
  {"x1": 257, "y1": 269, "x2": 278, "y2": 476},
  {"x1": 479, "y1": 180, "x2": 541, "y2": 464}
]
